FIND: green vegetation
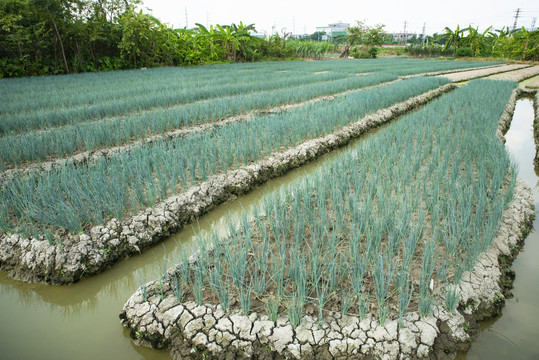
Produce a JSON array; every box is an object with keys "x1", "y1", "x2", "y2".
[
  {"x1": 0, "y1": 58, "x2": 497, "y2": 167},
  {"x1": 153, "y1": 79, "x2": 517, "y2": 326},
  {"x1": 341, "y1": 21, "x2": 386, "y2": 58},
  {"x1": 0, "y1": 75, "x2": 448, "y2": 235},
  {"x1": 0, "y1": 71, "x2": 398, "y2": 166},
  {"x1": 0, "y1": 0, "x2": 304, "y2": 77},
  {"x1": 285, "y1": 40, "x2": 335, "y2": 59},
  {"x1": 407, "y1": 25, "x2": 539, "y2": 60}
]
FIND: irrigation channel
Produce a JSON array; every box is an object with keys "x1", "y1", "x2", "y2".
[
  {"x1": 0, "y1": 88, "x2": 537, "y2": 360},
  {"x1": 460, "y1": 98, "x2": 539, "y2": 359}
]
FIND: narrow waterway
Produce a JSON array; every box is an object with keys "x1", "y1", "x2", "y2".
[{"x1": 463, "y1": 98, "x2": 539, "y2": 359}]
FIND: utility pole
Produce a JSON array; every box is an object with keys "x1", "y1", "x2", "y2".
[
  {"x1": 532, "y1": 18, "x2": 537, "y2": 31},
  {"x1": 206, "y1": 12, "x2": 210, "y2": 28},
  {"x1": 185, "y1": 6, "x2": 188, "y2": 29},
  {"x1": 421, "y1": 23, "x2": 426, "y2": 45},
  {"x1": 512, "y1": 8, "x2": 520, "y2": 31},
  {"x1": 292, "y1": 17, "x2": 295, "y2": 38},
  {"x1": 403, "y1": 21, "x2": 407, "y2": 45}
]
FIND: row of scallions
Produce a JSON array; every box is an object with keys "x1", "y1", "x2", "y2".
[
  {"x1": 147, "y1": 79, "x2": 517, "y2": 329},
  {"x1": 0, "y1": 76, "x2": 449, "y2": 237}
]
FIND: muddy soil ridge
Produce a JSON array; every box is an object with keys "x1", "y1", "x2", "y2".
[
  {"x1": 438, "y1": 64, "x2": 530, "y2": 83},
  {"x1": 0, "y1": 84, "x2": 457, "y2": 285},
  {"x1": 118, "y1": 84, "x2": 535, "y2": 358}
]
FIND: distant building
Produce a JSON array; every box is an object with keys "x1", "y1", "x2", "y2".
[
  {"x1": 316, "y1": 22, "x2": 350, "y2": 39},
  {"x1": 391, "y1": 32, "x2": 417, "y2": 43}
]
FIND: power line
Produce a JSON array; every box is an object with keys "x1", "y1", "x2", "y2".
[
  {"x1": 512, "y1": 8, "x2": 520, "y2": 31},
  {"x1": 403, "y1": 20, "x2": 407, "y2": 45}
]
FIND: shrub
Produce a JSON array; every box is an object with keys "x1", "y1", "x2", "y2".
[
  {"x1": 368, "y1": 47, "x2": 379, "y2": 58},
  {"x1": 456, "y1": 47, "x2": 474, "y2": 57}
]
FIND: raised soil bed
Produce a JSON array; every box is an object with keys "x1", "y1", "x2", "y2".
[
  {"x1": 0, "y1": 84, "x2": 456, "y2": 285},
  {"x1": 119, "y1": 85, "x2": 535, "y2": 359}
]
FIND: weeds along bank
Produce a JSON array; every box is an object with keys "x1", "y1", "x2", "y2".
[
  {"x1": 120, "y1": 80, "x2": 535, "y2": 359},
  {"x1": 0, "y1": 65, "x2": 461, "y2": 284}
]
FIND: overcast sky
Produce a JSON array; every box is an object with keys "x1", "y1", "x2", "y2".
[{"x1": 141, "y1": 0, "x2": 538, "y2": 36}]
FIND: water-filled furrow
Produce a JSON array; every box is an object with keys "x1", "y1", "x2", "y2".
[{"x1": 461, "y1": 98, "x2": 539, "y2": 359}]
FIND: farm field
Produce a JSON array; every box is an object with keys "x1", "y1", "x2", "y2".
[
  {"x1": 121, "y1": 79, "x2": 534, "y2": 359},
  {"x1": 0, "y1": 58, "x2": 495, "y2": 285},
  {"x1": 0, "y1": 58, "x2": 538, "y2": 360},
  {"x1": 0, "y1": 59, "x2": 498, "y2": 169}
]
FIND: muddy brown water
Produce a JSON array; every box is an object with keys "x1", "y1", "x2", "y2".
[
  {"x1": 1, "y1": 97, "x2": 538, "y2": 360},
  {"x1": 459, "y1": 98, "x2": 539, "y2": 360}
]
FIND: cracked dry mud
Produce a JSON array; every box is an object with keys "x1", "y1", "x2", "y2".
[{"x1": 0, "y1": 84, "x2": 456, "y2": 285}]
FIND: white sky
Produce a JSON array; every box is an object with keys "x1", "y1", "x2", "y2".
[{"x1": 141, "y1": 0, "x2": 539, "y2": 36}]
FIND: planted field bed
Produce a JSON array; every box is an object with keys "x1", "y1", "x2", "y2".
[
  {"x1": 0, "y1": 60, "x2": 495, "y2": 171},
  {"x1": 0, "y1": 59, "x2": 503, "y2": 285},
  {"x1": 438, "y1": 64, "x2": 529, "y2": 82},
  {"x1": 0, "y1": 76, "x2": 453, "y2": 284},
  {"x1": 121, "y1": 79, "x2": 534, "y2": 359},
  {"x1": 488, "y1": 65, "x2": 539, "y2": 82},
  {"x1": 0, "y1": 71, "x2": 398, "y2": 167}
]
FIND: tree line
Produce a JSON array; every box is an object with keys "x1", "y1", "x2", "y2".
[
  {"x1": 406, "y1": 25, "x2": 539, "y2": 60},
  {"x1": 1, "y1": 1, "x2": 538, "y2": 78},
  {"x1": 0, "y1": 0, "x2": 306, "y2": 77}
]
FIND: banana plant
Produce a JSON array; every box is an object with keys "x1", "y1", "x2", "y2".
[
  {"x1": 462, "y1": 25, "x2": 491, "y2": 55},
  {"x1": 442, "y1": 25, "x2": 464, "y2": 57},
  {"x1": 513, "y1": 26, "x2": 534, "y2": 60}
]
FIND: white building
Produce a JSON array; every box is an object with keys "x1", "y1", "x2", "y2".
[
  {"x1": 316, "y1": 22, "x2": 350, "y2": 38},
  {"x1": 391, "y1": 32, "x2": 417, "y2": 43}
]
